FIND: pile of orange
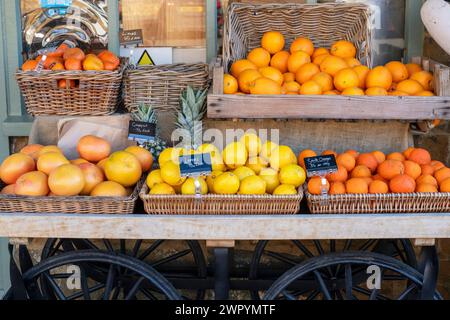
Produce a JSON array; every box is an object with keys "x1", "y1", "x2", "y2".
[
  {"x1": 21, "y1": 44, "x2": 120, "y2": 89},
  {"x1": 301, "y1": 147, "x2": 449, "y2": 195},
  {"x1": 223, "y1": 31, "x2": 435, "y2": 96},
  {"x1": 0, "y1": 136, "x2": 151, "y2": 198}
]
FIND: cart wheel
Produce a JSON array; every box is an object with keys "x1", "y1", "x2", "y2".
[
  {"x1": 41, "y1": 239, "x2": 207, "y2": 300},
  {"x1": 22, "y1": 250, "x2": 181, "y2": 300},
  {"x1": 263, "y1": 251, "x2": 441, "y2": 300},
  {"x1": 249, "y1": 239, "x2": 416, "y2": 299}
]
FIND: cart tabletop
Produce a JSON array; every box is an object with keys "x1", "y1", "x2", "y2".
[{"x1": 0, "y1": 212, "x2": 449, "y2": 241}]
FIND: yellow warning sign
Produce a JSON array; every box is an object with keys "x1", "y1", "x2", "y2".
[{"x1": 137, "y1": 50, "x2": 155, "y2": 66}]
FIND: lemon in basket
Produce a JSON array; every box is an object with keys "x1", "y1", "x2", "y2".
[
  {"x1": 211, "y1": 152, "x2": 226, "y2": 172},
  {"x1": 279, "y1": 164, "x2": 306, "y2": 187},
  {"x1": 214, "y1": 172, "x2": 240, "y2": 195},
  {"x1": 222, "y1": 142, "x2": 248, "y2": 170},
  {"x1": 146, "y1": 169, "x2": 164, "y2": 189},
  {"x1": 259, "y1": 168, "x2": 280, "y2": 194},
  {"x1": 181, "y1": 177, "x2": 208, "y2": 195},
  {"x1": 273, "y1": 184, "x2": 297, "y2": 195},
  {"x1": 149, "y1": 183, "x2": 176, "y2": 195},
  {"x1": 233, "y1": 166, "x2": 256, "y2": 181},
  {"x1": 160, "y1": 161, "x2": 186, "y2": 186},
  {"x1": 259, "y1": 141, "x2": 278, "y2": 161},
  {"x1": 197, "y1": 143, "x2": 220, "y2": 156},
  {"x1": 158, "y1": 148, "x2": 183, "y2": 166},
  {"x1": 239, "y1": 133, "x2": 262, "y2": 157},
  {"x1": 269, "y1": 145, "x2": 297, "y2": 171},
  {"x1": 246, "y1": 156, "x2": 268, "y2": 174},
  {"x1": 239, "y1": 175, "x2": 267, "y2": 195},
  {"x1": 207, "y1": 171, "x2": 223, "y2": 194}
]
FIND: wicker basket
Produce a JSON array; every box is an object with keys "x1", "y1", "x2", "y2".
[
  {"x1": 223, "y1": 2, "x2": 374, "y2": 71},
  {"x1": 307, "y1": 192, "x2": 450, "y2": 214},
  {"x1": 123, "y1": 64, "x2": 210, "y2": 113},
  {"x1": 16, "y1": 58, "x2": 127, "y2": 116},
  {"x1": 0, "y1": 176, "x2": 145, "y2": 214},
  {"x1": 140, "y1": 184, "x2": 303, "y2": 215}
]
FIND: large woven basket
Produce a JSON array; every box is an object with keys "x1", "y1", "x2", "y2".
[
  {"x1": 223, "y1": 2, "x2": 373, "y2": 71},
  {"x1": 307, "y1": 192, "x2": 450, "y2": 214},
  {"x1": 0, "y1": 176, "x2": 145, "y2": 214},
  {"x1": 140, "y1": 184, "x2": 303, "y2": 215},
  {"x1": 124, "y1": 63, "x2": 210, "y2": 113},
  {"x1": 16, "y1": 58, "x2": 127, "y2": 116}
]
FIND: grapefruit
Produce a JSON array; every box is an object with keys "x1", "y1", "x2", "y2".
[
  {"x1": 77, "y1": 135, "x2": 111, "y2": 163},
  {"x1": 37, "y1": 152, "x2": 70, "y2": 175},
  {"x1": 0, "y1": 153, "x2": 36, "y2": 184},
  {"x1": 48, "y1": 164, "x2": 85, "y2": 196},
  {"x1": 91, "y1": 181, "x2": 128, "y2": 197},
  {"x1": 78, "y1": 163, "x2": 105, "y2": 195},
  {"x1": 20, "y1": 144, "x2": 43, "y2": 160},
  {"x1": 104, "y1": 151, "x2": 142, "y2": 187},
  {"x1": 125, "y1": 146, "x2": 154, "y2": 172},
  {"x1": 14, "y1": 171, "x2": 49, "y2": 196}
]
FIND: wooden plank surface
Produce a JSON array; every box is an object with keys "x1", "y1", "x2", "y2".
[{"x1": 1, "y1": 213, "x2": 450, "y2": 240}]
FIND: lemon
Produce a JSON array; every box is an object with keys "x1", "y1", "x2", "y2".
[
  {"x1": 259, "y1": 168, "x2": 280, "y2": 194},
  {"x1": 149, "y1": 183, "x2": 176, "y2": 195},
  {"x1": 173, "y1": 183, "x2": 183, "y2": 194},
  {"x1": 279, "y1": 164, "x2": 306, "y2": 187},
  {"x1": 273, "y1": 184, "x2": 297, "y2": 195},
  {"x1": 222, "y1": 142, "x2": 248, "y2": 169},
  {"x1": 233, "y1": 166, "x2": 256, "y2": 181},
  {"x1": 239, "y1": 175, "x2": 267, "y2": 195},
  {"x1": 211, "y1": 153, "x2": 226, "y2": 172},
  {"x1": 146, "y1": 169, "x2": 164, "y2": 189},
  {"x1": 246, "y1": 156, "x2": 268, "y2": 174},
  {"x1": 181, "y1": 177, "x2": 208, "y2": 195},
  {"x1": 260, "y1": 141, "x2": 278, "y2": 161},
  {"x1": 239, "y1": 132, "x2": 261, "y2": 157},
  {"x1": 269, "y1": 145, "x2": 297, "y2": 171},
  {"x1": 158, "y1": 148, "x2": 183, "y2": 166},
  {"x1": 197, "y1": 144, "x2": 220, "y2": 156},
  {"x1": 214, "y1": 172, "x2": 240, "y2": 195},
  {"x1": 206, "y1": 170, "x2": 223, "y2": 194},
  {"x1": 160, "y1": 161, "x2": 186, "y2": 186}
]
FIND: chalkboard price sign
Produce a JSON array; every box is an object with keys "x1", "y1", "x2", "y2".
[
  {"x1": 179, "y1": 153, "x2": 212, "y2": 177},
  {"x1": 128, "y1": 121, "x2": 156, "y2": 144},
  {"x1": 120, "y1": 29, "x2": 144, "y2": 46},
  {"x1": 304, "y1": 155, "x2": 338, "y2": 177}
]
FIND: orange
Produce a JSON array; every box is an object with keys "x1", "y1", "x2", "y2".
[
  {"x1": 377, "y1": 160, "x2": 405, "y2": 180},
  {"x1": 14, "y1": 171, "x2": 49, "y2": 196},
  {"x1": 389, "y1": 90, "x2": 409, "y2": 96},
  {"x1": 416, "y1": 91, "x2": 435, "y2": 96},
  {"x1": 387, "y1": 152, "x2": 405, "y2": 162},
  {"x1": 333, "y1": 68, "x2": 359, "y2": 91},
  {"x1": 336, "y1": 153, "x2": 356, "y2": 172},
  {"x1": 97, "y1": 50, "x2": 120, "y2": 71},
  {"x1": 295, "y1": 63, "x2": 320, "y2": 84},
  {"x1": 323, "y1": 90, "x2": 339, "y2": 95},
  {"x1": 0, "y1": 153, "x2": 36, "y2": 185},
  {"x1": 64, "y1": 58, "x2": 82, "y2": 71},
  {"x1": 351, "y1": 165, "x2": 372, "y2": 178},
  {"x1": 313, "y1": 54, "x2": 330, "y2": 66},
  {"x1": 330, "y1": 40, "x2": 356, "y2": 59},
  {"x1": 353, "y1": 65, "x2": 370, "y2": 89},
  {"x1": 431, "y1": 160, "x2": 445, "y2": 172},
  {"x1": 385, "y1": 61, "x2": 409, "y2": 82},
  {"x1": 371, "y1": 150, "x2": 386, "y2": 164},
  {"x1": 83, "y1": 54, "x2": 104, "y2": 71},
  {"x1": 283, "y1": 72, "x2": 295, "y2": 83},
  {"x1": 440, "y1": 178, "x2": 450, "y2": 192},
  {"x1": 77, "y1": 135, "x2": 111, "y2": 163},
  {"x1": 369, "y1": 180, "x2": 389, "y2": 194},
  {"x1": 416, "y1": 174, "x2": 438, "y2": 187},
  {"x1": 223, "y1": 74, "x2": 238, "y2": 94},
  {"x1": 407, "y1": 148, "x2": 431, "y2": 165},
  {"x1": 238, "y1": 69, "x2": 261, "y2": 93},
  {"x1": 58, "y1": 79, "x2": 76, "y2": 89},
  {"x1": 388, "y1": 82, "x2": 398, "y2": 92},
  {"x1": 410, "y1": 71, "x2": 433, "y2": 91},
  {"x1": 344, "y1": 58, "x2": 361, "y2": 68},
  {"x1": 51, "y1": 62, "x2": 65, "y2": 71},
  {"x1": 43, "y1": 56, "x2": 64, "y2": 69},
  {"x1": 326, "y1": 165, "x2": 348, "y2": 183},
  {"x1": 311, "y1": 72, "x2": 334, "y2": 92},
  {"x1": 373, "y1": 174, "x2": 388, "y2": 183},
  {"x1": 261, "y1": 31, "x2": 285, "y2": 54},
  {"x1": 390, "y1": 174, "x2": 416, "y2": 193},
  {"x1": 298, "y1": 149, "x2": 317, "y2": 169},
  {"x1": 230, "y1": 59, "x2": 257, "y2": 78},
  {"x1": 329, "y1": 182, "x2": 346, "y2": 195},
  {"x1": 22, "y1": 60, "x2": 38, "y2": 71},
  {"x1": 248, "y1": 47, "x2": 271, "y2": 68},
  {"x1": 341, "y1": 87, "x2": 365, "y2": 95},
  {"x1": 259, "y1": 67, "x2": 284, "y2": 86},
  {"x1": 365, "y1": 87, "x2": 388, "y2": 96},
  {"x1": 312, "y1": 48, "x2": 329, "y2": 59},
  {"x1": 366, "y1": 66, "x2": 393, "y2": 90},
  {"x1": 403, "y1": 160, "x2": 422, "y2": 180},
  {"x1": 271, "y1": 51, "x2": 290, "y2": 73},
  {"x1": 249, "y1": 77, "x2": 282, "y2": 95},
  {"x1": 322, "y1": 150, "x2": 338, "y2": 157},
  {"x1": 287, "y1": 51, "x2": 311, "y2": 73},
  {"x1": 290, "y1": 37, "x2": 314, "y2": 56},
  {"x1": 282, "y1": 81, "x2": 301, "y2": 94},
  {"x1": 320, "y1": 55, "x2": 348, "y2": 77},
  {"x1": 403, "y1": 147, "x2": 415, "y2": 159},
  {"x1": 396, "y1": 79, "x2": 424, "y2": 95},
  {"x1": 285, "y1": 92, "x2": 298, "y2": 95},
  {"x1": 420, "y1": 164, "x2": 435, "y2": 176},
  {"x1": 345, "y1": 150, "x2": 360, "y2": 159},
  {"x1": 63, "y1": 48, "x2": 85, "y2": 61},
  {"x1": 435, "y1": 167, "x2": 450, "y2": 184},
  {"x1": 346, "y1": 178, "x2": 369, "y2": 194},
  {"x1": 299, "y1": 80, "x2": 322, "y2": 95},
  {"x1": 405, "y1": 63, "x2": 423, "y2": 77},
  {"x1": 308, "y1": 176, "x2": 330, "y2": 195},
  {"x1": 416, "y1": 183, "x2": 438, "y2": 193},
  {"x1": 356, "y1": 153, "x2": 378, "y2": 173}
]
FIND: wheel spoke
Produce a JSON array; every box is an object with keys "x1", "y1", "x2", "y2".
[
  {"x1": 313, "y1": 241, "x2": 325, "y2": 255},
  {"x1": 48, "y1": 240, "x2": 64, "y2": 256},
  {"x1": 281, "y1": 290, "x2": 297, "y2": 300},
  {"x1": 369, "y1": 289, "x2": 378, "y2": 300},
  {"x1": 103, "y1": 265, "x2": 116, "y2": 300},
  {"x1": 358, "y1": 240, "x2": 376, "y2": 251},
  {"x1": 138, "y1": 240, "x2": 164, "y2": 260},
  {"x1": 292, "y1": 240, "x2": 314, "y2": 258},
  {"x1": 397, "y1": 284, "x2": 417, "y2": 300},
  {"x1": 103, "y1": 240, "x2": 115, "y2": 252},
  {"x1": 345, "y1": 264, "x2": 353, "y2": 300},
  {"x1": 120, "y1": 240, "x2": 126, "y2": 254},
  {"x1": 80, "y1": 267, "x2": 91, "y2": 300},
  {"x1": 152, "y1": 249, "x2": 191, "y2": 268},
  {"x1": 265, "y1": 251, "x2": 298, "y2": 266},
  {"x1": 330, "y1": 240, "x2": 336, "y2": 253},
  {"x1": 67, "y1": 284, "x2": 105, "y2": 300},
  {"x1": 125, "y1": 277, "x2": 145, "y2": 300},
  {"x1": 354, "y1": 286, "x2": 389, "y2": 300},
  {"x1": 132, "y1": 240, "x2": 143, "y2": 257},
  {"x1": 343, "y1": 239, "x2": 353, "y2": 251},
  {"x1": 392, "y1": 241, "x2": 407, "y2": 263},
  {"x1": 306, "y1": 290, "x2": 320, "y2": 300},
  {"x1": 313, "y1": 271, "x2": 332, "y2": 300},
  {"x1": 43, "y1": 272, "x2": 67, "y2": 300},
  {"x1": 141, "y1": 287, "x2": 158, "y2": 300},
  {"x1": 78, "y1": 239, "x2": 100, "y2": 251}
]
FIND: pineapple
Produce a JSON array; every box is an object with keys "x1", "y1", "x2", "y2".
[
  {"x1": 175, "y1": 86, "x2": 208, "y2": 150},
  {"x1": 131, "y1": 104, "x2": 167, "y2": 160}
]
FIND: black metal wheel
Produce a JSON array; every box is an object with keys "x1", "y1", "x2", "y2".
[
  {"x1": 21, "y1": 250, "x2": 181, "y2": 300},
  {"x1": 41, "y1": 239, "x2": 207, "y2": 300},
  {"x1": 249, "y1": 239, "x2": 417, "y2": 299},
  {"x1": 263, "y1": 251, "x2": 441, "y2": 300}
]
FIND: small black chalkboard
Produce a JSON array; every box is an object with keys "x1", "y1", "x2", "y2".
[
  {"x1": 120, "y1": 29, "x2": 144, "y2": 46},
  {"x1": 128, "y1": 120, "x2": 156, "y2": 143},
  {"x1": 304, "y1": 155, "x2": 338, "y2": 177},
  {"x1": 179, "y1": 153, "x2": 212, "y2": 177}
]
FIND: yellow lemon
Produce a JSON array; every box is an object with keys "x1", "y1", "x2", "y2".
[
  {"x1": 269, "y1": 145, "x2": 297, "y2": 171},
  {"x1": 222, "y1": 142, "x2": 248, "y2": 169},
  {"x1": 259, "y1": 141, "x2": 278, "y2": 161},
  {"x1": 160, "y1": 161, "x2": 186, "y2": 186},
  {"x1": 279, "y1": 164, "x2": 306, "y2": 187},
  {"x1": 146, "y1": 169, "x2": 164, "y2": 189},
  {"x1": 213, "y1": 172, "x2": 240, "y2": 195},
  {"x1": 181, "y1": 177, "x2": 208, "y2": 195},
  {"x1": 149, "y1": 183, "x2": 176, "y2": 195},
  {"x1": 239, "y1": 133, "x2": 262, "y2": 157},
  {"x1": 197, "y1": 143, "x2": 220, "y2": 156},
  {"x1": 233, "y1": 166, "x2": 256, "y2": 181},
  {"x1": 239, "y1": 175, "x2": 267, "y2": 195},
  {"x1": 259, "y1": 168, "x2": 280, "y2": 194},
  {"x1": 273, "y1": 184, "x2": 297, "y2": 195},
  {"x1": 246, "y1": 156, "x2": 269, "y2": 174},
  {"x1": 206, "y1": 170, "x2": 223, "y2": 194},
  {"x1": 158, "y1": 148, "x2": 183, "y2": 166},
  {"x1": 211, "y1": 152, "x2": 227, "y2": 172}
]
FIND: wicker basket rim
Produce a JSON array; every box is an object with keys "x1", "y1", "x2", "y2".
[
  {"x1": 228, "y1": 2, "x2": 371, "y2": 10},
  {"x1": 306, "y1": 191, "x2": 450, "y2": 200}
]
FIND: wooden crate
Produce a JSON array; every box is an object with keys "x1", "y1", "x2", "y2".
[{"x1": 208, "y1": 57, "x2": 450, "y2": 120}]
